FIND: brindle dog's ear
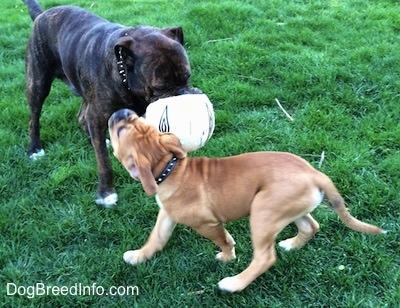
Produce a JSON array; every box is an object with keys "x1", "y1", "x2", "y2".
[
  {"x1": 161, "y1": 26, "x2": 184, "y2": 45},
  {"x1": 114, "y1": 36, "x2": 134, "y2": 57},
  {"x1": 160, "y1": 133, "x2": 187, "y2": 159}
]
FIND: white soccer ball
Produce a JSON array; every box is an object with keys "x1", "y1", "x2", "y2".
[{"x1": 145, "y1": 93, "x2": 215, "y2": 152}]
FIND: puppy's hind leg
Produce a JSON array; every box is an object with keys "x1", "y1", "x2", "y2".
[
  {"x1": 193, "y1": 223, "x2": 236, "y2": 262},
  {"x1": 278, "y1": 214, "x2": 320, "y2": 251},
  {"x1": 124, "y1": 209, "x2": 177, "y2": 265},
  {"x1": 218, "y1": 234, "x2": 277, "y2": 292},
  {"x1": 218, "y1": 198, "x2": 281, "y2": 293}
]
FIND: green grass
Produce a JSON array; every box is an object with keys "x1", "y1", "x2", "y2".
[{"x1": 1, "y1": 0, "x2": 399, "y2": 306}]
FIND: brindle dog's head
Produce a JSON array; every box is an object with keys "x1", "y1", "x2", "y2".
[{"x1": 114, "y1": 26, "x2": 201, "y2": 110}]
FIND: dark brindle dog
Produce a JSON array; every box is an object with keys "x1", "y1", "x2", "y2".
[{"x1": 22, "y1": 0, "x2": 200, "y2": 207}]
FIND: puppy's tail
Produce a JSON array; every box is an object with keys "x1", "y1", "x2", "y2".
[
  {"x1": 22, "y1": 0, "x2": 43, "y2": 21},
  {"x1": 317, "y1": 173, "x2": 385, "y2": 235}
]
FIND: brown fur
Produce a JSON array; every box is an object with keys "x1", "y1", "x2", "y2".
[{"x1": 108, "y1": 109, "x2": 385, "y2": 293}]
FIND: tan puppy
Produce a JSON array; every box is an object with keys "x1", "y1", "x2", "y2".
[{"x1": 108, "y1": 108, "x2": 385, "y2": 293}]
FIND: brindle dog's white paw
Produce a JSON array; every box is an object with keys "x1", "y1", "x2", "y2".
[
  {"x1": 218, "y1": 276, "x2": 243, "y2": 293},
  {"x1": 29, "y1": 149, "x2": 45, "y2": 160},
  {"x1": 123, "y1": 250, "x2": 147, "y2": 265},
  {"x1": 95, "y1": 193, "x2": 118, "y2": 208}
]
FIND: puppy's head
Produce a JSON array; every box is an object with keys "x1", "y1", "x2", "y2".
[{"x1": 108, "y1": 109, "x2": 187, "y2": 196}]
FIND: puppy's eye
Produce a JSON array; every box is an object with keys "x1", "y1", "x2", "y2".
[{"x1": 117, "y1": 126, "x2": 126, "y2": 138}]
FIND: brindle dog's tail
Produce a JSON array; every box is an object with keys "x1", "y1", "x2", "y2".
[
  {"x1": 23, "y1": 0, "x2": 43, "y2": 21},
  {"x1": 316, "y1": 172, "x2": 386, "y2": 234}
]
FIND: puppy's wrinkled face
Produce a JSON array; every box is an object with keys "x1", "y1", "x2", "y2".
[
  {"x1": 108, "y1": 109, "x2": 149, "y2": 181},
  {"x1": 108, "y1": 108, "x2": 187, "y2": 195}
]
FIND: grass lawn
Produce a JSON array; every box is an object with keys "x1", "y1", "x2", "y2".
[{"x1": 1, "y1": 0, "x2": 399, "y2": 306}]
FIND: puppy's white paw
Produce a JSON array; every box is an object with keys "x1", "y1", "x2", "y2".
[
  {"x1": 123, "y1": 250, "x2": 147, "y2": 265},
  {"x1": 29, "y1": 149, "x2": 45, "y2": 160},
  {"x1": 218, "y1": 276, "x2": 243, "y2": 293},
  {"x1": 216, "y1": 250, "x2": 236, "y2": 263},
  {"x1": 95, "y1": 193, "x2": 118, "y2": 208},
  {"x1": 278, "y1": 239, "x2": 294, "y2": 251}
]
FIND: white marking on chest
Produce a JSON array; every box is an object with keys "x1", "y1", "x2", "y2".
[{"x1": 155, "y1": 194, "x2": 164, "y2": 209}]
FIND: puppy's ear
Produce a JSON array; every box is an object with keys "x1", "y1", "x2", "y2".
[
  {"x1": 136, "y1": 155, "x2": 158, "y2": 196},
  {"x1": 126, "y1": 113, "x2": 139, "y2": 125},
  {"x1": 160, "y1": 133, "x2": 187, "y2": 159}
]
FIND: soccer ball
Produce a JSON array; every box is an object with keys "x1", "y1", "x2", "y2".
[{"x1": 145, "y1": 94, "x2": 215, "y2": 152}]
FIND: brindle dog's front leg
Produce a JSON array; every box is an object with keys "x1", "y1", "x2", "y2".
[
  {"x1": 124, "y1": 209, "x2": 177, "y2": 265},
  {"x1": 85, "y1": 106, "x2": 117, "y2": 207}
]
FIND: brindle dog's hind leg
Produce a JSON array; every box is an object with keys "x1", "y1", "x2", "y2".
[
  {"x1": 77, "y1": 101, "x2": 90, "y2": 135},
  {"x1": 25, "y1": 44, "x2": 55, "y2": 159}
]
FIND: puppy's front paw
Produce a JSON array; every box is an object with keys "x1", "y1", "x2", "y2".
[
  {"x1": 278, "y1": 238, "x2": 297, "y2": 251},
  {"x1": 216, "y1": 250, "x2": 236, "y2": 263},
  {"x1": 123, "y1": 250, "x2": 148, "y2": 265},
  {"x1": 218, "y1": 276, "x2": 243, "y2": 293}
]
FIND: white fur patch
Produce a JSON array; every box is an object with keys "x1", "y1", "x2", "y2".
[
  {"x1": 218, "y1": 276, "x2": 242, "y2": 293},
  {"x1": 155, "y1": 194, "x2": 163, "y2": 209},
  {"x1": 95, "y1": 193, "x2": 118, "y2": 208},
  {"x1": 216, "y1": 251, "x2": 236, "y2": 262},
  {"x1": 123, "y1": 250, "x2": 146, "y2": 265},
  {"x1": 311, "y1": 188, "x2": 324, "y2": 210},
  {"x1": 159, "y1": 214, "x2": 176, "y2": 235},
  {"x1": 29, "y1": 149, "x2": 45, "y2": 160},
  {"x1": 278, "y1": 239, "x2": 295, "y2": 251}
]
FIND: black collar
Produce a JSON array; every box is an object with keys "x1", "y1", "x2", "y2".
[{"x1": 155, "y1": 156, "x2": 178, "y2": 185}]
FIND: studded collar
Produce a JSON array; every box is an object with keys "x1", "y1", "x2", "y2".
[
  {"x1": 155, "y1": 156, "x2": 178, "y2": 185},
  {"x1": 116, "y1": 46, "x2": 130, "y2": 90}
]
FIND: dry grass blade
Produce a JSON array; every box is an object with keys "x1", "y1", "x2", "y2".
[{"x1": 275, "y1": 98, "x2": 294, "y2": 121}]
